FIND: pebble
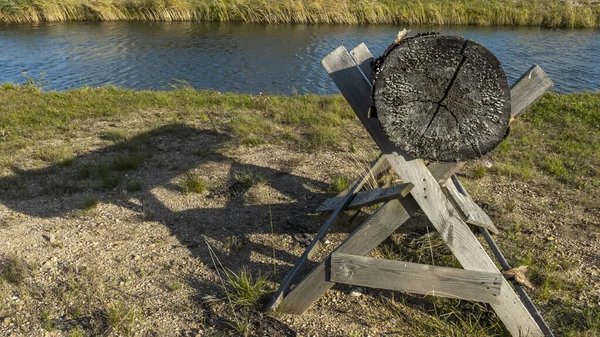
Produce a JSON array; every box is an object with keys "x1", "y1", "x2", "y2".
[{"x1": 350, "y1": 287, "x2": 363, "y2": 297}]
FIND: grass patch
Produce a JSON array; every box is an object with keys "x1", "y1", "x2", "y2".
[
  {"x1": 106, "y1": 302, "x2": 142, "y2": 337},
  {"x1": 229, "y1": 168, "x2": 268, "y2": 197},
  {"x1": 327, "y1": 174, "x2": 350, "y2": 194},
  {"x1": 37, "y1": 146, "x2": 74, "y2": 166},
  {"x1": 492, "y1": 93, "x2": 600, "y2": 192},
  {"x1": 0, "y1": 255, "x2": 28, "y2": 286},
  {"x1": 82, "y1": 197, "x2": 99, "y2": 212},
  {"x1": 69, "y1": 326, "x2": 86, "y2": 337},
  {"x1": 181, "y1": 172, "x2": 206, "y2": 194},
  {"x1": 111, "y1": 152, "x2": 149, "y2": 171},
  {"x1": 224, "y1": 267, "x2": 271, "y2": 307},
  {"x1": 0, "y1": 0, "x2": 597, "y2": 27},
  {"x1": 100, "y1": 129, "x2": 129, "y2": 142}
]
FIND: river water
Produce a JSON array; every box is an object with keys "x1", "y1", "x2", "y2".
[{"x1": 0, "y1": 22, "x2": 598, "y2": 94}]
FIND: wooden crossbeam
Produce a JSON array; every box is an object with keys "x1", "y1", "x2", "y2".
[
  {"x1": 265, "y1": 154, "x2": 388, "y2": 311},
  {"x1": 443, "y1": 176, "x2": 499, "y2": 234},
  {"x1": 348, "y1": 42, "x2": 551, "y2": 236},
  {"x1": 330, "y1": 253, "x2": 503, "y2": 304},
  {"x1": 279, "y1": 196, "x2": 420, "y2": 314},
  {"x1": 511, "y1": 65, "x2": 554, "y2": 119},
  {"x1": 315, "y1": 183, "x2": 413, "y2": 213},
  {"x1": 270, "y1": 42, "x2": 554, "y2": 337},
  {"x1": 319, "y1": 44, "x2": 546, "y2": 337}
]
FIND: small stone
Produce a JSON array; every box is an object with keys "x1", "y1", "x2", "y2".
[
  {"x1": 390, "y1": 318, "x2": 397, "y2": 324},
  {"x1": 350, "y1": 287, "x2": 363, "y2": 297},
  {"x1": 547, "y1": 237, "x2": 555, "y2": 241}
]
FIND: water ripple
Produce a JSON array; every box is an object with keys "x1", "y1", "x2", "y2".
[{"x1": 0, "y1": 22, "x2": 598, "y2": 93}]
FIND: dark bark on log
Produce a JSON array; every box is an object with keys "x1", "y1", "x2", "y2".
[{"x1": 373, "y1": 34, "x2": 511, "y2": 162}]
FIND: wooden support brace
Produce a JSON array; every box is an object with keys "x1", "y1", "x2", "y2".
[
  {"x1": 315, "y1": 183, "x2": 413, "y2": 213},
  {"x1": 319, "y1": 44, "x2": 547, "y2": 337},
  {"x1": 265, "y1": 153, "x2": 388, "y2": 312},
  {"x1": 270, "y1": 42, "x2": 554, "y2": 337},
  {"x1": 278, "y1": 196, "x2": 420, "y2": 314},
  {"x1": 443, "y1": 177, "x2": 499, "y2": 234},
  {"x1": 330, "y1": 253, "x2": 503, "y2": 304}
]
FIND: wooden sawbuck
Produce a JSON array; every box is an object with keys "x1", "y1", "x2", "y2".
[{"x1": 266, "y1": 42, "x2": 555, "y2": 337}]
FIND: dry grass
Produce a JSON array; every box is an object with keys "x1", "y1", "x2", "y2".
[
  {"x1": 0, "y1": 0, "x2": 598, "y2": 27},
  {"x1": 0, "y1": 87, "x2": 598, "y2": 336}
]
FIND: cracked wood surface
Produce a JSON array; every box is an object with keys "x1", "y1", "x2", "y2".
[
  {"x1": 330, "y1": 253, "x2": 503, "y2": 304},
  {"x1": 320, "y1": 43, "x2": 544, "y2": 337},
  {"x1": 373, "y1": 34, "x2": 512, "y2": 162}
]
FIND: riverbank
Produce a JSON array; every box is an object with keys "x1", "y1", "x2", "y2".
[
  {"x1": 0, "y1": 0, "x2": 599, "y2": 27},
  {"x1": 0, "y1": 86, "x2": 598, "y2": 336}
]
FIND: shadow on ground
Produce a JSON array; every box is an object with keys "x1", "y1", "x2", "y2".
[{"x1": 0, "y1": 124, "x2": 357, "y2": 336}]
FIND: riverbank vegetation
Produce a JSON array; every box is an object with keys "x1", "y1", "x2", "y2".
[
  {"x1": 0, "y1": 85, "x2": 598, "y2": 336},
  {"x1": 0, "y1": 0, "x2": 599, "y2": 27}
]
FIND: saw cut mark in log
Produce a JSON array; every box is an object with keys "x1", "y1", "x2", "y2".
[{"x1": 373, "y1": 34, "x2": 511, "y2": 162}]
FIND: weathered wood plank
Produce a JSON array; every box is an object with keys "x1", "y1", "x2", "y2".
[
  {"x1": 510, "y1": 65, "x2": 554, "y2": 118},
  {"x1": 279, "y1": 197, "x2": 420, "y2": 314},
  {"x1": 328, "y1": 45, "x2": 543, "y2": 337},
  {"x1": 315, "y1": 183, "x2": 413, "y2": 213},
  {"x1": 384, "y1": 153, "x2": 542, "y2": 337},
  {"x1": 453, "y1": 176, "x2": 555, "y2": 337},
  {"x1": 349, "y1": 43, "x2": 375, "y2": 82},
  {"x1": 265, "y1": 153, "x2": 386, "y2": 312},
  {"x1": 330, "y1": 253, "x2": 502, "y2": 304},
  {"x1": 321, "y1": 46, "x2": 399, "y2": 153},
  {"x1": 428, "y1": 161, "x2": 465, "y2": 184},
  {"x1": 444, "y1": 176, "x2": 499, "y2": 234}
]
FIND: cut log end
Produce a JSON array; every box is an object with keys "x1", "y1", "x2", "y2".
[{"x1": 373, "y1": 34, "x2": 511, "y2": 162}]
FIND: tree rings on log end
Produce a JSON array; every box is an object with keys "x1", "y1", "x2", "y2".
[{"x1": 373, "y1": 34, "x2": 511, "y2": 162}]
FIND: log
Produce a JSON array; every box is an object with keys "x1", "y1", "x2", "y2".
[{"x1": 373, "y1": 33, "x2": 511, "y2": 162}]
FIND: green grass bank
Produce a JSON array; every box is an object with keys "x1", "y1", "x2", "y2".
[
  {"x1": 0, "y1": 0, "x2": 599, "y2": 27},
  {"x1": 0, "y1": 85, "x2": 599, "y2": 336}
]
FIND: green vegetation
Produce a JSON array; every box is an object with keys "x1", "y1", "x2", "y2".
[
  {"x1": 0, "y1": 85, "x2": 598, "y2": 336},
  {"x1": 106, "y1": 302, "x2": 142, "y2": 336},
  {"x1": 0, "y1": 255, "x2": 29, "y2": 286},
  {"x1": 230, "y1": 168, "x2": 269, "y2": 196},
  {"x1": 224, "y1": 267, "x2": 271, "y2": 307},
  {"x1": 82, "y1": 196, "x2": 99, "y2": 211},
  {"x1": 181, "y1": 171, "x2": 207, "y2": 194},
  {"x1": 327, "y1": 174, "x2": 350, "y2": 194},
  {"x1": 37, "y1": 146, "x2": 75, "y2": 166},
  {"x1": 0, "y1": 0, "x2": 598, "y2": 27},
  {"x1": 491, "y1": 92, "x2": 600, "y2": 193}
]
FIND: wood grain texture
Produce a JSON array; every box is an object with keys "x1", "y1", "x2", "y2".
[
  {"x1": 349, "y1": 43, "x2": 375, "y2": 85},
  {"x1": 265, "y1": 154, "x2": 385, "y2": 311},
  {"x1": 324, "y1": 45, "x2": 543, "y2": 336},
  {"x1": 373, "y1": 35, "x2": 511, "y2": 162},
  {"x1": 444, "y1": 177, "x2": 499, "y2": 234},
  {"x1": 510, "y1": 65, "x2": 554, "y2": 118},
  {"x1": 427, "y1": 161, "x2": 465, "y2": 184},
  {"x1": 322, "y1": 46, "x2": 400, "y2": 154},
  {"x1": 331, "y1": 253, "x2": 502, "y2": 304},
  {"x1": 279, "y1": 197, "x2": 420, "y2": 314},
  {"x1": 315, "y1": 183, "x2": 413, "y2": 213},
  {"x1": 385, "y1": 149, "x2": 542, "y2": 337}
]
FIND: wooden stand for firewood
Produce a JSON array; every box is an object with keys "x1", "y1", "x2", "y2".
[{"x1": 265, "y1": 42, "x2": 555, "y2": 337}]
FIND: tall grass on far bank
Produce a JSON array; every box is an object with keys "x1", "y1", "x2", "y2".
[{"x1": 0, "y1": 0, "x2": 598, "y2": 27}]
